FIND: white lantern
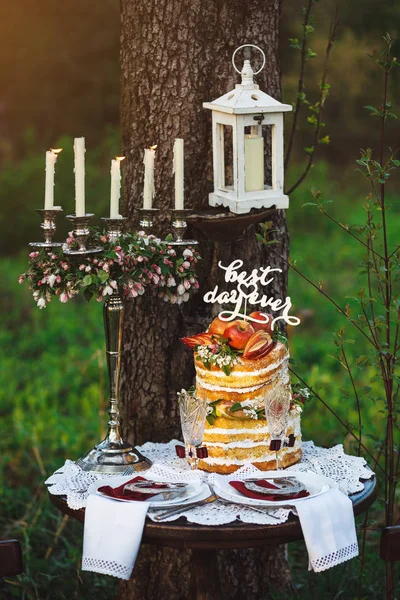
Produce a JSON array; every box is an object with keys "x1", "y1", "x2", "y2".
[{"x1": 203, "y1": 45, "x2": 292, "y2": 215}]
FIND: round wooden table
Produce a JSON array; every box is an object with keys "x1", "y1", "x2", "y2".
[{"x1": 49, "y1": 476, "x2": 377, "y2": 600}]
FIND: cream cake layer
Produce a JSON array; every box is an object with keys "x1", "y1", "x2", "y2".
[{"x1": 194, "y1": 341, "x2": 288, "y2": 389}]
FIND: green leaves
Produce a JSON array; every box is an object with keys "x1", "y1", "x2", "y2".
[{"x1": 306, "y1": 48, "x2": 317, "y2": 60}]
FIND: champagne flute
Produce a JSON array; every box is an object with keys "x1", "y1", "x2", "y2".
[
  {"x1": 264, "y1": 384, "x2": 291, "y2": 470},
  {"x1": 178, "y1": 390, "x2": 208, "y2": 469}
]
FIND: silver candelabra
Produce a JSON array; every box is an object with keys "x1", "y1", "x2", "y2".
[{"x1": 30, "y1": 206, "x2": 198, "y2": 473}]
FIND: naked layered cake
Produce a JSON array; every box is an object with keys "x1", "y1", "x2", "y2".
[{"x1": 181, "y1": 313, "x2": 303, "y2": 474}]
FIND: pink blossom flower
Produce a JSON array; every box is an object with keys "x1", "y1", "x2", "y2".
[
  {"x1": 79, "y1": 264, "x2": 86, "y2": 271},
  {"x1": 178, "y1": 266, "x2": 184, "y2": 273},
  {"x1": 66, "y1": 237, "x2": 73, "y2": 245},
  {"x1": 61, "y1": 262, "x2": 69, "y2": 271},
  {"x1": 137, "y1": 256, "x2": 144, "y2": 262},
  {"x1": 85, "y1": 265, "x2": 91, "y2": 272},
  {"x1": 110, "y1": 280, "x2": 118, "y2": 290},
  {"x1": 184, "y1": 279, "x2": 191, "y2": 290},
  {"x1": 182, "y1": 261, "x2": 190, "y2": 269},
  {"x1": 130, "y1": 289, "x2": 138, "y2": 298},
  {"x1": 167, "y1": 276, "x2": 176, "y2": 288},
  {"x1": 183, "y1": 292, "x2": 190, "y2": 302},
  {"x1": 60, "y1": 292, "x2": 68, "y2": 303},
  {"x1": 56, "y1": 275, "x2": 62, "y2": 283},
  {"x1": 29, "y1": 251, "x2": 39, "y2": 258},
  {"x1": 101, "y1": 235, "x2": 108, "y2": 243},
  {"x1": 97, "y1": 295, "x2": 103, "y2": 302},
  {"x1": 177, "y1": 284, "x2": 185, "y2": 296},
  {"x1": 102, "y1": 285, "x2": 113, "y2": 296},
  {"x1": 153, "y1": 274, "x2": 160, "y2": 285},
  {"x1": 37, "y1": 298, "x2": 46, "y2": 309},
  {"x1": 183, "y1": 249, "x2": 193, "y2": 258},
  {"x1": 18, "y1": 275, "x2": 25, "y2": 284},
  {"x1": 163, "y1": 258, "x2": 170, "y2": 265},
  {"x1": 115, "y1": 246, "x2": 121, "y2": 252},
  {"x1": 194, "y1": 281, "x2": 200, "y2": 289},
  {"x1": 48, "y1": 274, "x2": 56, "y2": 288}
]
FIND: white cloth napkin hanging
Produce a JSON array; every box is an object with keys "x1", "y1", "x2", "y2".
[
  {"x1": 295, "y1": 487, "x2": 358, "y2": 572},
  {"x1": 82, "y1": 494, "x2": 149, "y2": 580}
]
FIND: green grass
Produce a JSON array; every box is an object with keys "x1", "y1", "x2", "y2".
[{"x1": 0, "y1": 160, "x2": 398, "y2": 598}]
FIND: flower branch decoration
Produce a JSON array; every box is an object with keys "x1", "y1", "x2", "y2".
[{"x1": 19, "y1": 229, "x2": 201, "y2": 309}]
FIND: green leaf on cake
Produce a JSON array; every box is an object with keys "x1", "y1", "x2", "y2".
[
  {"x1": 222, "y1": 364, "x2": 232, "y2": 376},
  {"x1": 229, "y1": 402, "x2": 243, "y2": 413},
  {"x1": 206, "y1": 413, "x2": 217, "y2": 426}
]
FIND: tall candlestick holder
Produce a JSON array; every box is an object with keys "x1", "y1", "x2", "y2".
[
  {"x1": 169, "y1": 209, "x2": 198, "y2": 246},
  {"x1": 29, "y1": 208, "x2": 64, "y2": 249},
  {"x1": 76, "y1": 291, "x2": 152, "y2": 473},
  {"x1": 139, "y1": 208, "x2": 159, "y2": 235},
  {"x1": 76, "y1": 216, "x2": 152, "y2": 473},
  {"x1": 101, "y1": 217, "x2": 127, "y2": 243},
  {"x1": 64, "y1": 214, "x2": 102, "y2": 255}
]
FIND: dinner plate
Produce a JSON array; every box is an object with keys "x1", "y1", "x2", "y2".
[
  {"x1": 88, "y1": 476, "x2": 205, "y2": 508},
  {"x1": 214, "y1": 471, "x2": 336, "y2": 507}
]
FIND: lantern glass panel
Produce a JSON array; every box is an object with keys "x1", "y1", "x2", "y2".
[{"x1": 215, "y1": 123, "x2": 234, "y2": 192}]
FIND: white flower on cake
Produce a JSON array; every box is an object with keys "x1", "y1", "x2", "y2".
[{"x1": 242, "y1": 408, "x2": 258, "y2": 420}]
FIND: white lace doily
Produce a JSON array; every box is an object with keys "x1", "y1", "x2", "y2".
[{"x1": 45, "y1": 440, "x2": 374, "y2": 526}]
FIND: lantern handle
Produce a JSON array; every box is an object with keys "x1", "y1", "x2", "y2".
[{"x1": 232, "y1": 44, "x2": 266, "y2": 76}]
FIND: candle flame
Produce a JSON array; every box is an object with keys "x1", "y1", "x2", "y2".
[
  {"x1": 150, "y1": 145, "x2": 158, "y2": 150},
  {"x1": 50, "y1": 148, "x2": 63, "y2": 154},
  {"x1": 115, "y1": 156, "x2": 126, "y2": 161}
]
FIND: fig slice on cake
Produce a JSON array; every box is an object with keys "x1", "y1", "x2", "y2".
[{"x1": 242, "y1": 330, "x2": 274, "y2": 359}]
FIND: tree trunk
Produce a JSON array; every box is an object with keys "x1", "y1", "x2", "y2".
[{"x1": 119, "y1": 1, "x2": 292, "y2": 598}]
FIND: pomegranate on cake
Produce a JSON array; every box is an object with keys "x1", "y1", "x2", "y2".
[{"x1": 181, "y1": 314, "x2": 304, "y2": 474}]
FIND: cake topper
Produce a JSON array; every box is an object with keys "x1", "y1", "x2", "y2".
[{"x1": 203, "y1": 259, "x2": 300, "y2": 330}]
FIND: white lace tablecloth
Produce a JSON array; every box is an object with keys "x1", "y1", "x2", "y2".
[{"x1": 45, "y1": 440, "x2": 374, "y2": 526}]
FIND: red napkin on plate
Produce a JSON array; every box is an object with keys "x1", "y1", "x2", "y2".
[
  {"x1": 98, "y1": 476, "x2": 171, "y2": 501},
  {"x1": 229, "y1": 479, "x2": 310, "y2": 501}
]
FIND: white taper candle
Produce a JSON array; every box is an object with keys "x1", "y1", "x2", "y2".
[
  {"x1": 173, "y1": 138, "x2": 184, "y2": 210},
  {"x1": 110, "y1": 156, "x2": 125, "y2": 218},
  {"x1": 44, "y1": 149, "x2": 62, "y2": 209},
  {"x1": 74, "y1": 137, "x2": 86, "y2": 217},
  {"x1": 143, "y1": 146, "x2": 156, "y2": 209}
]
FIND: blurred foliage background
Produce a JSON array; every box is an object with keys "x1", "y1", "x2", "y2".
[{"x1": 1, "y1": 0, "x2": 399, "y2": 598}]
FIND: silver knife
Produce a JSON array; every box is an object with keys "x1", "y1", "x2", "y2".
[{"x1": 153, "y1": 494, "x2": 217, "y2": 521}]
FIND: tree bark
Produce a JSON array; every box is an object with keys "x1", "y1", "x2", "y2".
[{"x1": 119, "y1": 1, "x2": 291, "y2": 598}]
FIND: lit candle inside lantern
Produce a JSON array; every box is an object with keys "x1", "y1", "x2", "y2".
[
  {"x1": 173, "y1": 138, "x2": 184, "y2": 209},
  {"x1": 110, "y1": 156, "x2": 125, "y2": 218},
  {"x1": 44, "y1": 148, "x2": 62, "y2": 209},
  {"x1": 143, "y1": 145, "x2": 157, "y2": 209},
  {"x1": 74, "y1": 137, "x2": 86, "y2": 217},
  {"x1": 245, "y1": 127, "x2": 264, "y2": 192}
]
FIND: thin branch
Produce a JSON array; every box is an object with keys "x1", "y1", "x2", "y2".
[
  {"x1": 287, "y1": 8, "x2": 339, "y2": 196},
  {"x1": 284, "y1": 0, "x2": 315, "y2": 171},
  {"x1": 321, "y1": 209, "x2": 384, "y2": 260},
  {"x1": 269, "y1": 246, "x2": 379, "y2": 349},
  {"x1": 289, "y1": 367, "x2": 389, "y2": 478},
  {"x1": 341, "y1": 346, "x2": 363, "y2": 456}
]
